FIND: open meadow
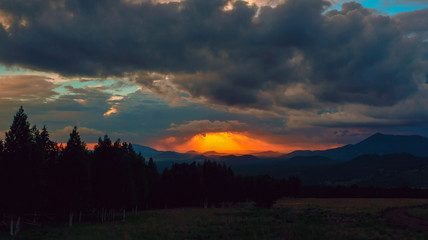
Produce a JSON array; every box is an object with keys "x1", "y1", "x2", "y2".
[{"x1": 3, "y1": 198, "x2": 428, "y2": 240}]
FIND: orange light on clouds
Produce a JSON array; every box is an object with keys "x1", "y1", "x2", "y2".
[
  {"x1": 103, "y1": 104, "x2": 119, "y2": 117},
  {"x1": 73, "y1": 99, "x2": 87, "y2": 104},
  {"x1": 0, "y1": 10, "x2": 13, "y2": 31},
  {"x1": 172, "y1": 132, "x2": 296, "y2": 155}
]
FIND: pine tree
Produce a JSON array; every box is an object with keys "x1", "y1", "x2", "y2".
[
  {"x1": 0, "y1": 140, "x2": 5, "y2": 226},
  {"x1": 146, "y1": 157, "x2": 160, "y2": 208},
  {"x1": 5, "y1": 106, "x2": 32, "y2": 153},
  {"x1": 38, "y1": 126, "x2": 57, "y2": 154},
  {"x1": 128, "y1": 143, "x2": 144, "y2": 213},
  {"x1": 59, "y1": 127, "x2": 90, "y2": 227},
  {"x1": 35, "y1": 126, "x2": 59, "y2": 214},
  {"x1": 4, "y1": 106, "x2": 36, "y2": 236},
  {"x1": 92, "y1": 135, "x2": 115, "y2": 213},
  {"x1": 63, "y1": 127, "x2": 87, "y2": 155}
]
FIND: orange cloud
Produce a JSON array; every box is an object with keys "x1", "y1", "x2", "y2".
[
  {"x1": 107, "y1": 96, "x2": 124, "y2": 101},
  {"x1": 103, "y1": 103, "x2": 119, "y2": 117},
  {"x1": 0, "y1": 9, "x2": 13, "y2": 31},
  {"x1": 73, "y1": 98, "x2": 87, "y2": 104}
]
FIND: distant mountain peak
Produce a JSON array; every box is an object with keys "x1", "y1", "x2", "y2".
[
  {"x1": 203, "y1": 151, "x2": 221, "y2": 156},
  {"x1": 369, "y1": 132, "x2": 386, "y2": 138},
  {"x1": 284, "y1": 133, "x2": 428, "y2": 161}
]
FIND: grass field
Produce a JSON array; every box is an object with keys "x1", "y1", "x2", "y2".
[
  {"x1": 408, "y1": 205, "x2": 428, "y2": 221},
  {"x1": 4, "y1": 198, "x2": 428, "y2": 240}
]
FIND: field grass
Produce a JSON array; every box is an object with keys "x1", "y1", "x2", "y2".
[
  {"x1": 3, "y1": 198, "x2": 428, "y2": 240},
  {"x1": 409, "y1": 205, "x2": 428, "y2": 221}
]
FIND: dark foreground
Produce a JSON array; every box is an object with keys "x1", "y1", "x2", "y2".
[{"x1": 3, "y1": 198, "x2": 428, "y2": 240}]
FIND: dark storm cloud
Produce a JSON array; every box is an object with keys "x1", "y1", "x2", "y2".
[
  {"x1": 311, "y1": 2, "x2": 422, "y2": 106},
  {"x1": 0, "y1": 0, "x2": 426, "y2": 110},
  {"x1": 394, "y1": 8, "x2": 428, "y2": 38}
]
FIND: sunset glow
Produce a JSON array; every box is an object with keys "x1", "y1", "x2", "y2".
[
  {"x1": 172, "y1": 132, "x2": 297, "y2": 155},
  {"x1": 86, "y1": 143, "x2": 97, "y2": 151},
  {"x1": 103, "y1": 104, "x2": 119, "y2": 117}
]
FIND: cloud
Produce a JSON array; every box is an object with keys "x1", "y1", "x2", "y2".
[
  {"x1": 108, "y1": 96, "x2": 124, "y2": 101},
  {"x1": 0, "y1": 75, "x2": 58, "y2": 102},
  {"x1": 1, "y1": 0, "x2": 420, "y2": 109},
  {"x1": 127, "y1": 0, "x2": 286, "y2": 6},
  {"x1": 73, "y1": 98, "x2": 87, "y2": 104},
  {"x1": 103, "y1": 103, "x2": 120, "y2": 117},
  {"x1": 54, "y1": 125, "x2": 104, "y2": 136},
  {"x1": 168, "y1": 120, "x2": 247, "y2": 134},
  {"x1": 394, "y1": 8, "x2": 428, "y2": 39},
  {"x1": 330, "y1": 0, "x2": 428, "y2": 5},
  {"x1": 0, "y1": 0, "x2": 427, "y2": 135},
  {"x1": 52, "y1": 125, "x2": 104, "y2": 141},
  {"x1": 0, "y1": 9, "x2": 13, "y2": 31},
  {"x1": 131, "y1": 72, "x2": 190, "y2": 106}
]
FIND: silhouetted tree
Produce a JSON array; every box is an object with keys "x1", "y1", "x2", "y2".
[
  {"x1": 114, "y1": 139, "x2": 137, "y2": 219},
  {"x1": 247, "y1": 175, "x2": 279, "y2": 208},
  {"x1": 0, "y1": 140, "x2": 5, "y2": 228},
  {"x1": 37, "y1": 126, "x2": 60, "y2": 214},
  {"x1": 119, "y1": 142, "x2": 139, "y2": 216},
  {"x1": 58, "y1": 127, "x2": 90, "y2": 227},
  {"x1": 4, "y1": 106, "x2": 36, "y2": 235},
  {"x1": 128, "y1": 144, "x2": 146, "y2": 212},
  {"x1": 30, "y1": 125, "x2": 54, "y2": 220},
  {"x1": 280, "y1": 176, "x2": 302, "y2": 198},
  {"x1": 146, "y1": 157, "x2": 160, "y2": 208}
]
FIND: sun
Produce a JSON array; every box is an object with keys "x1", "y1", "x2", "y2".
[
  {"x1": 173, "y1": 132, "x2": 293, "y2": 154},
  {"x1": 187, "y1": 132, "x2": 245, "y2": 153}
]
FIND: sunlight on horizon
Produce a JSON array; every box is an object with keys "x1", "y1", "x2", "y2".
[{"x1": 170, "y1": 132, "x2": 300, "y2": 155}]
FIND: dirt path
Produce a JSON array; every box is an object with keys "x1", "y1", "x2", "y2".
[{"x1": 383, "y1": 206, "x2": 428, "y2": 233}]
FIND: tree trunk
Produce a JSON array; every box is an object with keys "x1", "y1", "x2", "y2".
[
  {"x1": 10, "y1": 216, "x2": 14, "y2": 236},
  {"x1": 33, "y1": 211, "x2": 37, "y2": 223},
  {"x1": 135, "y1": 206, "x2": 138, "y2": 216},
  {"x1": 69, "y1": 211, "x2": 73, "y2": 227},
  {"x1": 15, "y1": 216, "x2": 20, "y2": 236},
  {"x1": 123, "y1": 209, "x2": 126, "y2": 221},
  {"x1": 79, "y1": 211, "x2": 82, "y2": 223}
]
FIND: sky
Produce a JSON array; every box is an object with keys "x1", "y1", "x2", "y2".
[{"x1": 0, "y1": 0, "x2": 428, "y2": 154}]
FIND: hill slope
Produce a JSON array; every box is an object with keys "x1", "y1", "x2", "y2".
[{"x1": 283, "y1": 133, "x2": 428, "y2": 161}]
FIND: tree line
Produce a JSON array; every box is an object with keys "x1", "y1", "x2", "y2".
[{"x1": 0, "y1": 107, "x2": 300, "y2": 236}]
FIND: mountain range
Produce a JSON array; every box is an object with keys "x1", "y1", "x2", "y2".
[
  {"x1": 280, "y1": 133, "x2": 428, "y2": 161},
  {"x1": 132, "y1": 133, "x2": 428, "y2": 188}
]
